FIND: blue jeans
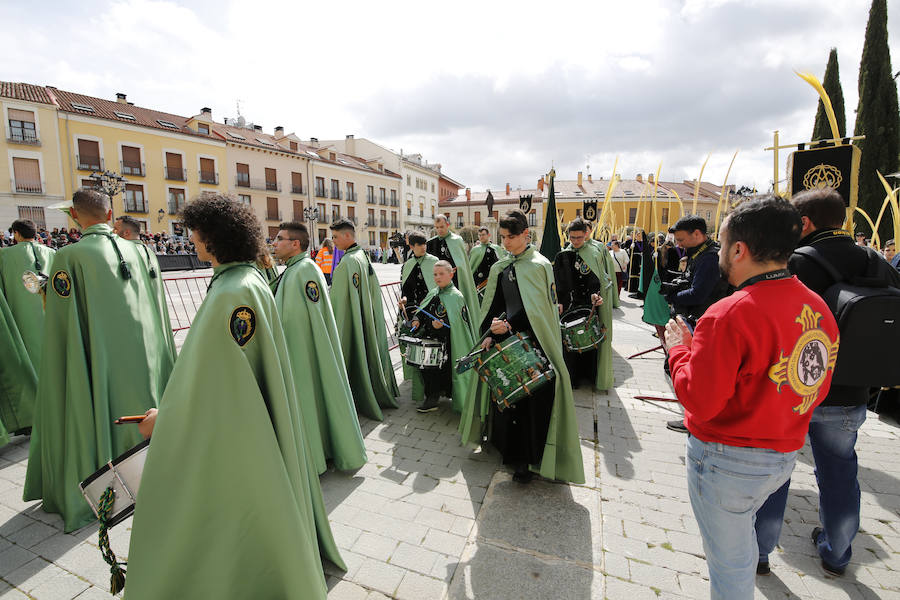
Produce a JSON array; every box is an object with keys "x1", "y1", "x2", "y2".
[
  {"x1": 686, "y1": 435, "x2": 797, "y2": 600},
  {"x1": 756, "y1": 403, "x2": 866, "y2": 569}
]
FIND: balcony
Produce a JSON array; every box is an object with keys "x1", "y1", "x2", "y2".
[
  {"x1": 407, "y1": 209, "x2": 412, "y2": 215},
  {"x1": 124, "y1": 199, "x2": 148, "y2": 213},
  {"x1": 165, "y1": 166, "x2": 187, "y2": 181},
  {"x1": 121, "y1": 160, "x2": 145, "y2": 176},
  {"x1": 266, "y1": 210, "x2": 282, "y2": 221},
  {"x1": 7, "y1": 130, "x2": 40, "y2": 146},
  {"x1": 380, "y1": 218, "x2": 389, "y2": 227},
  {"x1": 331, "y1": 213, "x2": 341, "y2": 223},
  {"x1": 456, "y1": 221, "x2": 465, "y2": 229},
  {"x1": 390, "y1": 220, "x2": 398, "y2": 228},
  {"x1": 367, "y1": 195, "x2": 376, "y2": 204},
  {"x1": 315, "y1": 187, "x2": 327, "y2": 198},
  {"x1": 13, "y1": 179, "x2": 43, "y2": 194},
  {"x1": 236, "y1": 173, "x2": 250, "y2": 188},
  {"x1": 379, "y1": 197, "x2": 388, "y2": 206},
  {"x1": 199, "y1": 171, "x2": 219, "y2": 185},
  {"x1": 291, "y1": 184, "x2": 305, "y2": 194},
  {"x1": 346, "y1": 192, "x2": 357, "y2": 202},
  {"x1": 168, "y1": 201, "x2": 185, "y2": 215},
  {"x1": 330, "y1": 189, "x2": 342, "y2": 200},
  {"x1": 347, "y1": 216, "x2": 358, "y2": 225},
  {"x1": 390, "y1": 199, "x2": 398, "y2": 207},
  {"x1": 234, "y1": 175, "x2": 281, "y2": 191},
  {"x1": 77, "y1": 155, "x2": 103, "y2": 171},
  {"x1": 265, "y1": 180, "x2": 279, "y2": 192},
  {"x1": 366, "y1": 217, "x2": 376, "y2": 227}
]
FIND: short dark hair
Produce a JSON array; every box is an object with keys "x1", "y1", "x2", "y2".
[
  {"x1": 790, "y1": 188, "x2": 846, "y2": 229},
  {"x1": 477, "y1": 226, "x2": 490, "y2": 235},
  {"x1": 499, "y1": 210, "x2": 528, "y2": 235},
  {"x1": 721, "y1": 196, "x2": 801, "y2": 263},
  {"x1": 885, "y1": 238, "x2": 895, "y2": 247},
  {"x1": 567, "y1": 218, "x2": 589, "y2": 233},
  {"x1": 181, "y1": 194, "x2": 265, "y2": 263},
  {"x1": 278, "y1": 221, "x2": 309, "y2": 251},
  {"x1": 330, "y1": 218, "x2": 355, "y2": 233},
  {"x1": 11, "y1": 219, "x2": 36, "y2": 239},
  {"x1": 72, "y1": 188, "x2": 111, "y2": 219},
  {"x1": 408, "y1": 232, "x2": 427, "y2": 246},
  {"x1": 116, "y1": 215, "x2": 141, "y2": 236},
  {"x1": 672, "y1": 214, "x2": 707, "y2": 235}
]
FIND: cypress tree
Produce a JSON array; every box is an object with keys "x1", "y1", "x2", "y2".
[
  {"x1": 812, "y1": 48, "x2": 847, "y2": 141},
  {"x1": 854, "y1": 0, "x2": 900, "y2": 241}
]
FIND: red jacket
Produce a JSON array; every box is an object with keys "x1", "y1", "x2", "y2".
[{"x1": 668, "y1": 276, "x2": 840, "y2": 452}]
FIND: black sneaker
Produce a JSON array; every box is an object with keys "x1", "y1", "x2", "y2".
[
  {"x1": 666, "y1": 420, "x2": 689, "y2": 434},
  {"x1": 512, "y1": 469, "x2": 534, "y2": 484},
  {"x1": 417, "y1": 399, "x2": 439, "y2": 413},
  {"x1": 811, "y1": 527, "x2": 846, "y2": 577},
  {"x1": 756, "y1": 561, "x2": 770, "y2": 576}
]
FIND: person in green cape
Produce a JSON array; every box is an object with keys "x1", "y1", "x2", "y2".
[
  {"x1": 127, "y1": 195, "x2": 342, "y2": 600},
  {"x1": 426, "y1": 214, "x2": 480, "y2": 316},
  {"x1": 408, "y1": 260, "x2": 477, "y2": 413},
  {"x1": 398, "y1": 231, "x2": 438, "y2": 398},
  {"x1": 271, "y1": 221, "x2": 367, "y2": 473},
  {"x1": 583, "y1": 221, "x2": 620, "y2": 309},
  {"x1": 0, "y1": 288, "x2": 35, "y2": 444},
  {"x1": 554, "y1": 218, "x2": 614, "y2": 391},
  {"x1": 329, "y1": 218, "x2": 398, "y2": 421},
  {"x1": 0, "y1": 219, "x2": 54, "y2": 433},
  {"x1": 23, "y1": 188, "x2": 175, "y2": 532},
  {"x1": 468, "y1": 226, "x2": 504, "y2": 299},
  {"x1": 459, "y1": 209, "x2": 584, "y2": 485}
]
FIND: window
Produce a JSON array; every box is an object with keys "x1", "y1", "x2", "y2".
[
  {"x1": 529, "y1": 211, "x2": 536, "y2": 227},
  {"x1": 71, "y1": 102, "x2": 95, "y2": 113},
  {"x1": 432, "y1": 183, "x2": 435, "y2": 192},
  {"x1": 199, "y1": 158, "x2": 217, "y2": 184},
  {"x1": 661, "y1": 208, "x2": 669, "y2": 224},
  {"x1": 265, "y1": 168, "x2": 278, "y2": 191},
  {"x1": 8, "y1": 109, "x2": 37, "y2": 143},
  {"x1": 291, "y1": 172, "x2": 303, "y2": 194},
  {"x1": 12, "y1": 157, "x2": 41, "y2": 193},
  {"x1": 575, "y1": 209, "x2": 582, "y2": 218},
  {"x1": 17, "y1": 206, "x2": 46, "y2": 229},
  {"x1": 329, "y1": 152, "x2": 336, "y2": 161},
  {"x1": 168, "y1": 188, "x2": 186, "y2": 214},
  {"x1": 236, "y1": 163, "x2": 250, "y2": 187},
  {"x1": 346, "y1": 181, "x2": 355, "y2": 202},
  {"x1": 331, "y1": 205, "x2": 341, "y2": 222},
  {"x1": 289, "y1": 141, "x2": 298, "y2": 151},
  {"x1": 628, "y1": 208, "x2": 637, "y2": 224},
  {"x1": 124, "y1": 184, "x2": 147, "y2": 212},
  {"x1": 369, "y1": 231, "x2": 376, "y2": 246},
  {"x1": 330, "y1": 179, "x2": 341, "y2": 200},
  {"x1": 228, "y1": 132, "x2": 246, "y2": 141},
  {"x1": 121, "y1": 146, "x2": 143, "y2": 176},
  {"x1": 77, "y1": 139, "x2": 101, "y2": 170},
  {"x1": 380, "y1": 210, "x2": 387, "y2": 227},
  {"x1": 165, "y1": 152, "x2": 185, "y2": 180},
  {"x1": 268, "y1": 226, "x2": 280, "y2": 240},
  {"x1": 379, "y1": 188, "x2": 386, "y2": 205},
  {"x1": 238, "y1": 194, "x2": 251, "y2": 205},
  {"x1": 198, "y1": 123, "x2": 209, "y2": 135},
  {"x1": 315, "y1": 177, "x2": 326, "y2": 197},
  {"x1": 266, "y1": 197, "x2": 279, "y2": 221},
  {"x1": 81, "y1": 178, "x2": 96, "y2": 189},
  {"x1": 390, "y1": 189, "x2": 397, "y2": 206},
  {"x1": 391, "y1": 212, "x2": 398, "y2": 228},
  {"x1": 457, "y1": 212, "x2": 464, "y2": 228},
  {"x1": 293, "y1": 200, "x2": 304, "y2": 221},
  {"x1": 367, "y1": 185, "x2": 375, "y2": 203},
  {"x1": 367, "y1": 208, "x2": 375, "y2": 226},
  {"x1": 474, "y1": 212, "x2": 481, "y2": 226},
  {"x1": 256, "y1": 137, "x2": 274, "y2": 148},
  {"x1": 317, "y1": 203, "x2": 326, "y2": 219},
  {"x1": 157, "y1": 119, "x2": 178, "y2": 129},
  {"x1": 406, "y1": 200, "x2": 411, "y2": 216}
]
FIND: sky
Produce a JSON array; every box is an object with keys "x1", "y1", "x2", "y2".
[{"x1": 3, "y1": 0, "x2": 899, "y2": 193}]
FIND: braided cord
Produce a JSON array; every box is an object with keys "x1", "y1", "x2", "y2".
[{"x1": 97, "y1": 487, "x2": 127, "y2": 594}]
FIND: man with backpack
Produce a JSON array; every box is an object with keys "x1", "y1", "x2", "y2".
[{"x1": 755, "y1": 188, "x2": 900, "y2": 578}]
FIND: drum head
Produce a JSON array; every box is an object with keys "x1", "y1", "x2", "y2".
[{"x1": 561, "y1": 307, "x2": 592, "y2": 326}]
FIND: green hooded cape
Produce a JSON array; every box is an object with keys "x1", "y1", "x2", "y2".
[
  {"x1": 589, "y1": 239, "x2": 620, "y2": 309},
  {"x1": 567, "y1": 241, "x2": 616, "y2": 390},
  {"x1": 0, "y1": 289, "x2": 35, "y2": 438},
  {"x1": 130, "y1": 240, "x2": 177, "y2": 362},
  {"x1": 408, "y1": 284, "x2": 477, "y2": 412},
  {"x1": 23, "y1": 223, "x2": 176, "y2": 532},
  {"x1": 400, "y1": 252, "x2": 439, "y2": 397},
  {"x1": 330, "y1": 244, "x2": 399, "y2": 421},
  {"x1": 273, "y1": 251, "x2": 367, "y2": 473},
  {"x1": 467, "y1": 242, "x2": 505, "y2": 273},
  {"x1": 428, "y1": 232, "x2": 480, "y2": 317},
  {"x1": 125, "y1": 263, "x2": 342, "y2": 600},
  {"x1": 459, "y1": 245, "x2": 584, "y2": 484}
]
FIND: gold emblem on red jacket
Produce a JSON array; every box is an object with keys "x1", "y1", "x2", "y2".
[{"x1": 768, "y1": 304, "x2": 839, "y2": 414}]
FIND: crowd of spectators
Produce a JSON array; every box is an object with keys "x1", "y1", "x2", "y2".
[{"x1": 0, "y1": 226, "x2": 195, "y2": 255}]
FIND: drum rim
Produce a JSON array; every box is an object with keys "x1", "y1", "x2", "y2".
[{"x1": 80, "y1": 438, "x2": 150, "y2": 490}]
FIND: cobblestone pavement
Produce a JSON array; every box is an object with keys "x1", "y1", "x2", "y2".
[{"x1": 1, "y1": 293, "x2": 898, "y2": 599}]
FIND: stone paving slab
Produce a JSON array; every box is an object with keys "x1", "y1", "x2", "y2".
[{"x1": 0, "y1": 294, "x2": 898, "y2": 599}]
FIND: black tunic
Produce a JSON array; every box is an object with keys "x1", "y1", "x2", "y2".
[
  {"x1": 473, "y1": 245, "x2": 500, "y2": 288},
  {"x1": 481, "y1": 262, "x2": 553, "y2": 466},
  {"x1": 426, "y1": 237, "x2": 459, "y2": 286},
  {"x1": 401, "y1": 261, "x2": 431, "y2": 309},
  {"x1": 416, "y1": 295, "x2": 452, "y2": 400},
  {"x1": 553, "y1": 250, "x2": 601, "y2": 389}
]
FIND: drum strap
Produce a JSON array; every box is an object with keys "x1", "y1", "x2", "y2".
[{"x1": 97, "y1": 487, "x2": 127, "y2": 593}]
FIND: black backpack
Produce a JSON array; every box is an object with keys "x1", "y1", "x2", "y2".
[{"x1": 794, "y1": 246, "x2": 900, "y2": 387}]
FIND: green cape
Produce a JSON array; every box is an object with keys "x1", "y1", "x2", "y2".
[
  {"x1": 130, "y1": 240, "x2": 177, "y2": 363},
  {"x1": 467, "y1": 242, "x2": 505, "y2": 273},
  {"x1": 642, "y1": 263, "x2": 671, "y2": 326},
  {"x1": 590, "y1": 239, "x2": 620, "y2": 309},
  {"x1": 568, "y1": 242, "x2": 616, "y2": 390},
  {"x1": 400, "y1": 252, "x2": 439, "y2": 397},
  {"x1": 459, "y1": 245, "x2": 584, "y2": 484},
  {"x1": 408, "y1": 284, "x2": 477, "y2": 412},
  {"x1": 274, "y1": 251, "x2": 367, "y2": 473},
  {"x1": 330, "y1": 245, "x2": 399, "y2": 420},
  {"x1": 23, "y1": 223, "x2": 176, "y2": 532},
  {"x1": 429, "y1": 232, "x2": 480, "y2": 318},
  {"x1": 126, "y1": 263, "x2": 341, "y2": 599},
  {"x1": 0, "y1": 290, "x2": 35, "y2": 438}
]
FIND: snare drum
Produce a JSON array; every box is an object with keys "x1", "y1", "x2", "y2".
[
  {"x1": 471, "y1": 332, "x2": 555, "y2": 411},
  {"x1": 560, "y1": 307, "x2": 606, "y2": 353},
  {"x1": 405, "y1": 338, "x2": 447, "y2": 369},
  {"x1": 79, "y1": 439, "x2": 149, "y2": 528}
]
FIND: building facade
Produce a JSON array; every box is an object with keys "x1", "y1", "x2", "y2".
[{"x1": 439, "y1": 184, "x2": 545, "y2": 244}]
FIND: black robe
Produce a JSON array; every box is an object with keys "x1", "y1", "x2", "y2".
[
  {"x1": 426, "y1": 237, "x2": 459, "y2": 286},
  {"x1": 553, "y1": 250, "x2": 602, "y2": 389}
]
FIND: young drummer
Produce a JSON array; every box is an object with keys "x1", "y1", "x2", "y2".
[{"x1": 408, "y1": 260, "x2": 477, "y2": 413}]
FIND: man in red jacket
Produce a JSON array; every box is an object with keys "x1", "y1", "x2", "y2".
[{"x1": 664, "y1": 197, "x2": 839, "y2": 600}]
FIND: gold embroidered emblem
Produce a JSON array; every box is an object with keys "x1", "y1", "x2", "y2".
[{"x1": 802, "y1": 163, "x2": 843, "y2": 191}]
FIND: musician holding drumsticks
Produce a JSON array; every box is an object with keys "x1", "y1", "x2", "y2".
[{"x1": 460, "y1": 210, "x2": 583, "y2": 485}]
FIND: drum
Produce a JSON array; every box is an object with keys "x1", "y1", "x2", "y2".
[
  {"x1": 79, "y1": 439, "x2": 149, "y2": 529},
  {"x1": 396, "y1": 314, "x2": 415, "y2": 354},
  {"x1": 470, "y1": 332, "x2": 555, "y2": 411},
  {"x1": 560, "y1": 307, "x2": 605, "y2": 353},
  {"x1": 405, "y1": 338, "x2": 447, "y2": 369}
]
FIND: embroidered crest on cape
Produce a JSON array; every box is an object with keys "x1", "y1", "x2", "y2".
[
  {"x1": 767, "y1": 304, "x2": 839, "y2": 414},
  {"x1": 52, "y1": 270, "x2": 71, "y2": 298},
  {"x1": 550, "y1": 282, "x2": 558, "y2": 304},
  {"x1": 434, "y1": 302, "x2": 447, "y2": 319},
  {"x1": 352, "y1": 272, "x2": 361, "y2": 288},
  {"x1": 306, "y1": 281, "x2": 320, "y2": 303},
  {"x1": 577, "y1": 260, "x2": 591, "y2": 275},
  {"x1": 461, "y1": 305, "x2": 470, "y2": 325},
  {"x1": 229, "y1": 306, "x2": 256, "y2": 347}
]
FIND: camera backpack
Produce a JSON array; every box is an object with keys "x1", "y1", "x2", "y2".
[{"x1": 794, "y1": 246, "x2": 900, "y2": 387}]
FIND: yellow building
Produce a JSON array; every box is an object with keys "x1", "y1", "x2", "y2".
[
  {"x1": 50, "y1": 87, "x2": 227, "y2": 235},
  {"x1": 0, "y1": 82, "x2": 68, "y2": 232}
]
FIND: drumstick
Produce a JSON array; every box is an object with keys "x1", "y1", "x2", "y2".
[
  {"x1": 114, "y1": 415, "x2": 146, "y2": 424},
  {"x1": 410, "y1": 306, "x2": 451, "y2": 329}
]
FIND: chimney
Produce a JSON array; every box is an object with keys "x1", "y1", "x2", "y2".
[
  {"x1": 274, "y1": 126, "x2": 284, "y2": 138},
  {"x1": 466, "y1": 188, "x2": 471, "y2": 201},
  {"x1": 253, "y1": 125, "x2": 262, "y2": 132},
  {"x1": 648, "y1": 173, "x2": 654, "y2": 184},
  {"x1": 345, "y1": 134, "x2": 356, "y2": 155},
  {"x1": 506, "y1": 182, "x2": 510, "y2": 196},
  {"x1": 636, "y1": 174, "x2": 643, "y2": 183},
  {"x1": 116, "y1": 93, "x2": 127, "y2": 104},
  {"x1": 588, "y1": 173, "x2": 592, "y2": 183},
  {"x1": 577, "y1": 171, "x2": 583, "y2": 186},
  {"x1": 200, "y1": 107, "x2": 212, "y2": 118},
  {"x1": 310, "y1": 137, "x2": 318, "y2": 146},
  {"x1": 538, "y1": 178, "x2": 544, "y2": 191}
]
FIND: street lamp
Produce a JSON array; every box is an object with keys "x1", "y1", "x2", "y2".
[
  {"x1": 304, "y1": 206, "x2": 320, "y2": 249},
  {"x1": 88, "y1": 169, "x2": 128, "y2": 218}
]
